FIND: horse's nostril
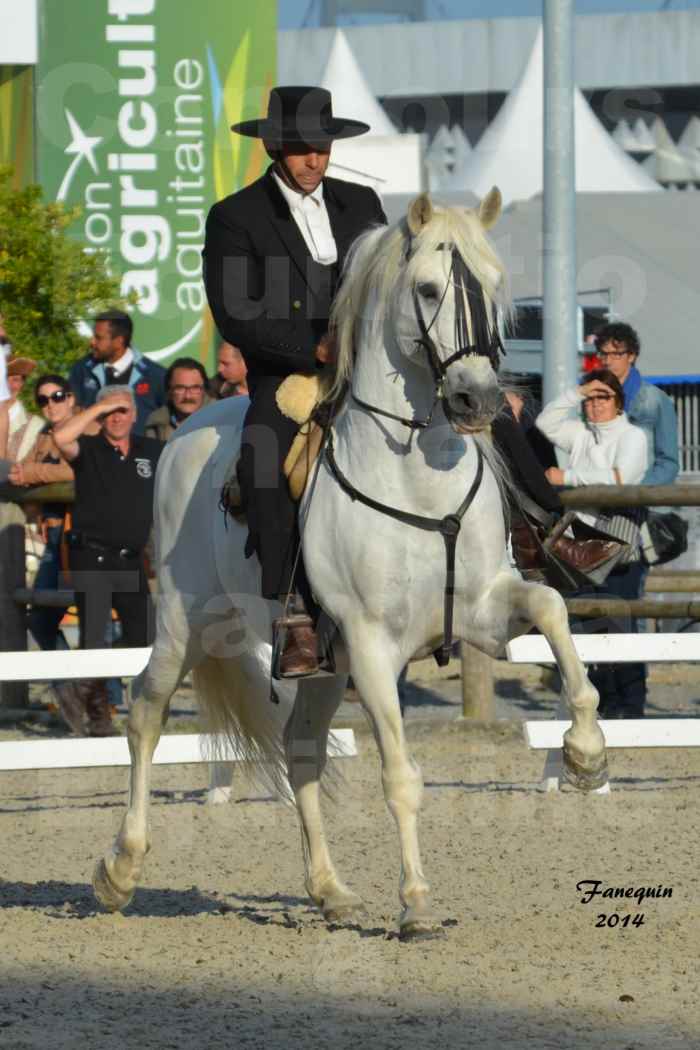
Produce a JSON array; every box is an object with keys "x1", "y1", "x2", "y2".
[{"x1": 456, "y1": 393, "x2": 476, "y2": 412}]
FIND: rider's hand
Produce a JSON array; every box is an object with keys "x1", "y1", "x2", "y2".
[
  {"x1": 545, "y1": 466, "x2": 565, "y2": 486},
  {"x1": 315, "y1": 333, "x2": 336, "y2": 365}
]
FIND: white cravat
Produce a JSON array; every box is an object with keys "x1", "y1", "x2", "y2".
[{"x1": 272, "y1": 171, "x2": 338, "y2": 266}]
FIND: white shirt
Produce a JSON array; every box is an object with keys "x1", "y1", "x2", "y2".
[
  {"x1": 106, "y1": 347, "x2": 134, "y2": 378},
  {"x1": 536, "y1": 388, "x2": 648, "y2": 521},
  {"x1": 272, "y1": 171, "x2": 337, "y2": 265}
]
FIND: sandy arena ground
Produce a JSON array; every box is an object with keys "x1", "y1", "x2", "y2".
[{"x1": 1, "y1": 671, "x2": 699, "y2": 1049}]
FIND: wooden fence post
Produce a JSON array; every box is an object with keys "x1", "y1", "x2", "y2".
[
  {"x1": 460, "y1": 641, "x2": 493, "y2": 719},
  {"x1": 0, "y1": 501, "x2": 28, "y2": 709}
]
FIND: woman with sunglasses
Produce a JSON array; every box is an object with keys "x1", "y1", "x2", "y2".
[
  {"x1": 7, "y1": 374, "x2": 97, "y2": 733},
  {"x1": 536, "y1": 369, "x2": 650, "y2": 719}
]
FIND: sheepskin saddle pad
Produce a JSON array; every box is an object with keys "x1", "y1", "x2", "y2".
[{"x1": 220, "y1": 373, "x2": 329, "y2": 518}]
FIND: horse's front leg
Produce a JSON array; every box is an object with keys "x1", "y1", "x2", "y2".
[
  {"x1": 93, "y1": 645, "x2": 185, "y2": 911},
  {"x1": 475, "y1": 575, "x2": 608, "y2": 791},
  {"x1": 285, "y1": 675, "x2": 365, "y2": 923},
  {"x1": 345, "y1": 628, "x2": 441, "y2": 939}
]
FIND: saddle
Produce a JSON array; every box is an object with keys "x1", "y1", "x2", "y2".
[{"x1": 219, "y1": 372, "x2": 331, "y2": 519}]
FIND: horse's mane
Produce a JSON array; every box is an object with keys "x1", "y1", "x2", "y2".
[{"x1": 329, "y1": 203, "x2": 511, "y2": 401}]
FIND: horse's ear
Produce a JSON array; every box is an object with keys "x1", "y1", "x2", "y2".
[
  {"x1": 407, "y1": 193, "x2": 434, "y2": 236},
  {"x1": 478, "y1": 186, "x2": 502, "y2": 230}
]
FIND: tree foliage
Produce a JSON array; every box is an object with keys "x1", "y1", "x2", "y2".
[{"x1": 0, "y1": 165, "x2": 133, "y2": 381}]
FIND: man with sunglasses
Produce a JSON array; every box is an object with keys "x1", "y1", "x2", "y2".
[
  {"x1": 54, "y1": 386, "x2": 163, "y2": 735},
  {"x1": 593, "y1": 322, "x2": 678, "y2": 486}
]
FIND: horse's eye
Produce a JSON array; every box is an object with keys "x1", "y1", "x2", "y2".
[{"x1": 418, "y1": 282, "x2": 438, "y2": 300}]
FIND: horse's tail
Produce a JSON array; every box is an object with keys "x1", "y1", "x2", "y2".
[{"x1": 193, "y1": 651, "x2": 293, "y2": 803}]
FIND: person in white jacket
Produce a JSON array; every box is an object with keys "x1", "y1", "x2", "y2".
[
  {"x1": 537, "y1": 370, "x2": 648, "y2": 502},
  {"x1": 536, "y1": 368, "x2": 650, "y2": 719}
]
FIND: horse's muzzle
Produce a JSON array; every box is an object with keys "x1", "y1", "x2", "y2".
[{"x1": 444, "y1": 386, "x2": 502, "y2": 432}]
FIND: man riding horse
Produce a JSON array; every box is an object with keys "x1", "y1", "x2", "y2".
[{"x1": 203, "y1": 86, "x2": 386, "y2": 677}]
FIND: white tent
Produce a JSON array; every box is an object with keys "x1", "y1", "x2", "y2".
[
  {"x1": 612, "y1": 119, "x2": 639, "y2": 152},
  {"x1": 320, "y1": 29, "x2": 424, "y2": 195},
  {"x1": 679, "y1": 115, "x2": 700, "y2": 152},
  {"x1": 425, "y1": 126, "x2": 455, "y2": 190},
  {"x1": 448, "y1": 28, "x2": 659, "y2": 204},
  {"x1": 632, "y1": 118, "x2": 655, "y2": 153},
  {"x1": 450, "y1": 124, "x2": 472, "y2": 173},
  {"x1": 320, "y1": 28, "x2": 396, "y2": 137},
  {"x1": 642, "y1": 118, "x2": 694, "y2": 184}
]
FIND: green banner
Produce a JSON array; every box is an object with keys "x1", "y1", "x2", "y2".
[
  {"x1": 37, "y1": 0, "x2": 276, "y2": 369},
  {"x1": 0, "y1": 66, "x2": 35, "y2": 189}
]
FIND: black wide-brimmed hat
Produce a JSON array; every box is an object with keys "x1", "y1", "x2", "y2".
[{"x1": 231, "y1": 86, "x2": 370, "y2": 146}]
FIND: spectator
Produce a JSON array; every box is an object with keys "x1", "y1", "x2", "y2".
[
  {"x1": 0, "y1": 344, "x2": 9, "y2": 460},
  {"x1": 7, "y1": 374, "x2": 98, "y2": 733},
  {"x1": 209, "y1": 341, "x2": 248, "y2": 399},
  {"x1": 54, "y1": 385, "x2": 163, "y2": 735},
  {"x1": 536, "y1": 369, "x2": 649, "y2": 718},
  {"x1": 69, "y1": 309, "x2": 166, "y2": 436},
  {"x1": 594, "y1": 322, "x2": 678, "y2": 485},
  {"x1": 5, "y1": 356, "x2": 44, "y2": 461},
  {"x1": 144, "y1": 356, "x2": 211, "y2": 441}
]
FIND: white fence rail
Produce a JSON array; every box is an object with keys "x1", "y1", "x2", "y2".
[
  {"x1": 0, "y1": 647, "x2": 357, "y2": 803},
  {"x1": 508, "y1": 631, "x2": 699, "y2": 792}
]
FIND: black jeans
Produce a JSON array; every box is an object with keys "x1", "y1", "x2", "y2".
[
  {"x1": 577, "y1": 561, "x2": 648, "y2": 718},
  {"x1": 68, "y1": 546, "x2": 154, "y2": 649}
]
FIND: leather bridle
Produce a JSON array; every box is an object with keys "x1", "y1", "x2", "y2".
[{"x1": 350, "y1": 243, "x2": 505, "y2": 431}]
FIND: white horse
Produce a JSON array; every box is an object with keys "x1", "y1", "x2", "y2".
[{"x1": 93, "y1": 190, "x2": 607, "y2": 938}]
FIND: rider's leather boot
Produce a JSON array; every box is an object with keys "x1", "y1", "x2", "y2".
[{"x1": 276, "y1": 595, "x2": 320, "y2": 678}]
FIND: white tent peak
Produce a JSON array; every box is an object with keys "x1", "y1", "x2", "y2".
[
  {"x1": 652, "y1": 116, "x2": 675, "y2": 149},
  {"x1": 632, "y1": 118, "x2": 655, "y2": 152},
  {"x1": 430, "y1": 126, "x2": 455, "y2": 152},
  {"x1": 320, "y1": 29, "x2": 396, "y2": 137},
  {"x1": 448, "y1": 27, "x2": 659, "y2": 204},
  {"x1": 678, "y1": 114, "x2": 700, "y2": 152},
  {"x1": 612, "y1": 119, "x2": 638, "y2": 152},
  {"x1": 451, "y1": 125, "x2": 472, "y2": 163}
]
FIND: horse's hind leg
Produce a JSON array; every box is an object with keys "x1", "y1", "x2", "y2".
[
  {"x1": 93, "y1": 641, "x2": 189, "y2": 911},
  {"x1": 285, "y1": 675, "x2": 365, "y2": 923},
  {"x1": 476, "y1": 575, "x2": 608, "y2": 791},
  {"x1": 344, "y1": 632, "x2": 440, "y2": 940}
]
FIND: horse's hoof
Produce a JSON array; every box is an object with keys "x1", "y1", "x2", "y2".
[
  {"x1": 562, "y1": 753, "x2": 610, "y2": 793},
  {"x1": 323, "y1": 903, "x2": 367, "y2": 925},
  {"x1": 399, "y1": 919, "x2": 446, "y2": 942},
  {"x1": 92, "y1": 858, "x2": 134, "y2": 913}
]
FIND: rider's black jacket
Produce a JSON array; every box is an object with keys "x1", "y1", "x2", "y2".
[{"x1": 203, "y1": 166, "x2": 386, "y2": 386}]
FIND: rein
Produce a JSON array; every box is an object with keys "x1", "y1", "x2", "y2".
[
  {"x1": 324, "y1": 430, "x2": 484, "y2": 667},
  {"x1": 350, "y1": 243, "x2": 505, "y2": 431}
]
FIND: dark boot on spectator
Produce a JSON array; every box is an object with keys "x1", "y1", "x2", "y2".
[
  {"x1": 80, "y1": 679, "x2": 119, "y2": 737},
  {"x1": 53, "y1": 682, "x2": 87, "y2": 736}
]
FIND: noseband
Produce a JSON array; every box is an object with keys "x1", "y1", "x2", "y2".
[{"x1": 351, "y1": 242, "x2": 505, "y2": 430}]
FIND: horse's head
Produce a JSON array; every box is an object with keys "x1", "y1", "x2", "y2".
[{"x1": 393, "y1": 189, "x2": 507, "y2": 432}]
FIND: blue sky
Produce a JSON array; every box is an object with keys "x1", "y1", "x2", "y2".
[{"x1": 279, "y1": 0, "x2": 700, "y2": 30}]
